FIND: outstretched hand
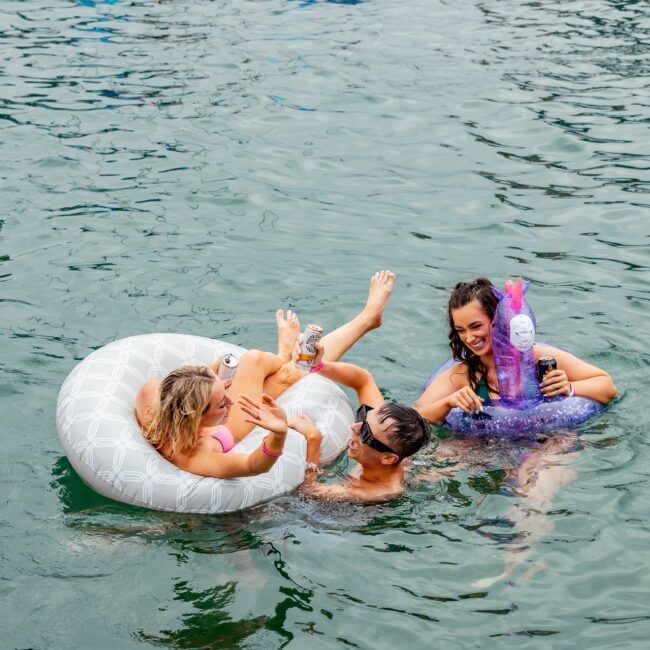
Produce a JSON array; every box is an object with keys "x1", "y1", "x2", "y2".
[
  {"x1": 238, "y1": 394, "x2": 288, "y2": 436},
  {"x1": 288, "y1": 415, "x2": 322, "y2": 442}
]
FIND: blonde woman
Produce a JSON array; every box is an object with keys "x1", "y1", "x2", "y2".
[{"x1": 135, "y1": 271, "x2": 396, "y2": 479}]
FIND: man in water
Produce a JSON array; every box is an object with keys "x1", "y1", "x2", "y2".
[
  {"x1": 291, "y1": 402, "x2": 430, "y2": 503},
  {"x1": 241, "y1": 345, "x2": 431, "y2": 503}
]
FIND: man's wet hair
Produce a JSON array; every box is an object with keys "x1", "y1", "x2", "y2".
[{"x1": 376, "y1": 403, "x2": 431, "y2": 459}]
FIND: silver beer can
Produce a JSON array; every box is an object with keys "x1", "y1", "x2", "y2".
[
  {"x1": 296, "y1": 324, "x2": 323, "y2": 370},
  {"x1": 217, "y1": 353, "x2": 239, "y2": 381}
]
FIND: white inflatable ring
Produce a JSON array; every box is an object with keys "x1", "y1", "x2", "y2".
[{"x1": 56, "y1": 333, "x2": 354, "y2": 514}]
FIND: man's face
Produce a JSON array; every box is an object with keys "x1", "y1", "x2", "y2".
[{"x1": 348, "y1": 409, "x2": 398, "y2": 465}]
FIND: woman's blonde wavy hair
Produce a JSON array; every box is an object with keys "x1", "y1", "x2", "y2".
[{"x1": 144, "y1": 365, "x2": 217, "y2": 457}]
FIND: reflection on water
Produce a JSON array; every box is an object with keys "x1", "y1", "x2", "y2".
[
  {"x1": 3, "y1": 0, "x2": 649, "y2": 646},
  {"x1": 135, "y1": 581, "x2": 272, "y2": 649}
]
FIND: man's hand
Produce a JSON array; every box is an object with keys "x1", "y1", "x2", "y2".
[
  {"x1": 289, "y1": 415, "x2": 322, "y2": 442},
  {"x1": 293, "y1": 336, "x2": 326, "y2": 370},
  {"x1": 312, "y1": 341, "x2": 325, "y2": 368}
]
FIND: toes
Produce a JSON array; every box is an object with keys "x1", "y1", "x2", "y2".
[
  {"x1": 377, "y1": 270, "x2": 395, "y2": 286},
  {"x1": 372, "y1": 270, "x2": 395, "y2": 286},
  {"x1": 276, "y1": 309, "x2": 284, "y2": 324}
]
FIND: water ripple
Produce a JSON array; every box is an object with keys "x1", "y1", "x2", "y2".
[{"x1": 2, "y1": 0, "x2": 650, "y2": 647}]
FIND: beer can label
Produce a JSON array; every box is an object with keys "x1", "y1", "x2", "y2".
[
  {"x1": 296, "y1": 325, "x2": 323, "y2": 368},
  {"x1": 537, "y1": 357, "x2": 557, "y2": 382}
]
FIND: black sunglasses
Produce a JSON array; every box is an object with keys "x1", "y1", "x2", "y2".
[{"x1": 355, "y1": 404, "x2": 400, "y2": 458}]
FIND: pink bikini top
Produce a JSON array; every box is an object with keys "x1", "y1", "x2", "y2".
[{"x1": 199, "y1": 425, "x2": 235, "y2": 453}]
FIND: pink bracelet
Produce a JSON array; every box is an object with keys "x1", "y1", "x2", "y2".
[
  {"x1": 261, "y1": 436, "x2": 283, "y2": 458},
  {"x1": 568, "y1": 382, "x2": 575, "y2": 397},
  {"x1": 310, "y1": 362, "x2": 324, "y2": 374}
]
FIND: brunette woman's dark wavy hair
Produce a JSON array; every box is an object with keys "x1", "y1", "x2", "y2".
[{"x1": 447, "y1": 277, "x2": 499, "y2": 393}]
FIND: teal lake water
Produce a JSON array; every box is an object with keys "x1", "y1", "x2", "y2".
[{"x1": 2, "y1": 0, "x2": 649, "y2": 647}]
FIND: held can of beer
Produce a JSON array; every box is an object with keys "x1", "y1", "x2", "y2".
[
  {"x1": 537, "y1": 356, "x2": 557, "y2": 383},
  {"x1": 217, "y1": 354, "x2": 239, "y2": 381},
  {"x1": 296, "y1": 324, "x2": 323, "y2": 370}
]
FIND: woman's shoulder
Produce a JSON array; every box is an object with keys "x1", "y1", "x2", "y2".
[
  {"x1": 422, "y1": 360, "x2": 470, "y2": 396},
  {"x1": 447, "y1": 361, "x2": 470, "y2": 385},
  {"x1": 161, "y1": 442, "x2": 201, "y2": 469}
]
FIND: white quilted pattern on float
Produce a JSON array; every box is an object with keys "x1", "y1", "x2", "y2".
[{"x1": 56, "y1": 333, "x2": 353, "y2": 514}]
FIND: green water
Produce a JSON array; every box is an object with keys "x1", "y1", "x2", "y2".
[{"x1": 2, "y1": 0, "x2": 649, "y2": 647}]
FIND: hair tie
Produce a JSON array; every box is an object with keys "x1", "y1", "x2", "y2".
[{"x1": 261, "y1": 437, "x2": 282, "y2": 458}]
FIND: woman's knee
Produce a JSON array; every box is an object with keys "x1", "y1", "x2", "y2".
[
  {"x1": 240, "y1": 349, "x2": 281, "y2": 374},
  {"x1": 242, "y1": 349, "x2": 265, "y2": 364}
]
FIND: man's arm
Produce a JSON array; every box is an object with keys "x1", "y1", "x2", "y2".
[
  {"x1": 316, "y1": 360, "x2": 384, "y2": 408},
  {"x1": 289, "y1": 415, "x2": 402, "y2": 503},
  {"x1": 288, "y1": 415, "x2": 322, "y2": 485}
]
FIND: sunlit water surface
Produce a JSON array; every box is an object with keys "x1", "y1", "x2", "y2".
[{"x1": 2, "y1": 0, "x2": 649, "y2": 647}]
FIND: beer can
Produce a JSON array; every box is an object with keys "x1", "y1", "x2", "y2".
[
  {"x1": 296, "y1": 324, "x2": 323, "y2": 370},
  {"x1": 537, "y1": 356, "x2": 557, "y2": 382},
  {"x1": 217, "y1": 353, "x2": 239, "y2": 381}
]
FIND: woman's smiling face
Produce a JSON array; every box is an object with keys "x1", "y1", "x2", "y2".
[{"x1": 451, "y1": 299, "x2": 493, "y2": 357}]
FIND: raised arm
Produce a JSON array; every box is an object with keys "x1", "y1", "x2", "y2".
[
  {"x1": 179, "y1": 393, "x2": 289, "y2": 479},
  {"x1": 316, "y1": 360, "x2": 384, "y2": 408},
  {"x1": 288, "y1": 415, "x2": 322, "y2": 487}
]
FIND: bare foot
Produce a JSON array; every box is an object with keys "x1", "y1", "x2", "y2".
[
  {"x1": 276, "y1": 309, "x2": 301, "y2": 362},
  {"x1": 362, "y1": 270, "x2": 396, "y2": 330}
]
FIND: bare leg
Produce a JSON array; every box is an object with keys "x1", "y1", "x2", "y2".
[
  {"x1": 320, "y1": 270, "x2": 396, "y2": 362},
  {"x1": 263, "y1": 271, "x2": 396, "y2": 397},
  {"x1": 263, "y1": 310, "x2": 306, "y2": 398},
  {"x1": 261, "y1": 272, "x2": 396, "y2": 400},
  {"x1": 472, "y1": 439, "x2": 579, "y2": 589},
  {"x1": 225, "y1": 349, "x2": 285, "y2": 441},
  {"x1": 275, "y1": 309, "x2": 301, "y2": 362}
]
